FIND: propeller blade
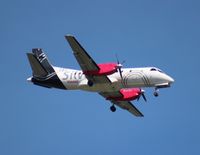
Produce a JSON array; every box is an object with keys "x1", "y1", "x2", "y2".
[
  {"x1": 137, "y1": 95, "x2": 140, "y2": 101},
  {"x1": 119, "y1": 67, "x2": 125, "y2": 86},
  {"x1": 115, "y1": 54, "x2": 125, "y2": 86},
  {"x1": 121, "y1": 60, "x2": 126, "y2": 65},
  {"x1": 118, "y1": 67, "x2": 123, "y2": 78},
  {"x1": 137, "y1": 89, "x2": 147, "y2": 102},
  {"x1": 142, "y1": 93, "x2": 147, "y2": 102},
  {"x1": 115, "y1": 54, "x2": 120, "y2": 64}
]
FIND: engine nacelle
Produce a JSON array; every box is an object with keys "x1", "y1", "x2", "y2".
[
  {"x1": 107, "y1": 88, "x2": 141, "y2": 101},
  {"x1": 83, "y1": 63, "x2": 118, "y2": 76}
]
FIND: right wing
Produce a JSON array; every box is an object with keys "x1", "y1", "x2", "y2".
[{"x1": 99, "y1": 92, "x2": 144, "y2": 117}]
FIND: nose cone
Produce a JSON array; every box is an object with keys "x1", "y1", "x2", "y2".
[
  {"x1": 165, "y1": 75, "x2": 174, "y2": 83},
  {"x1": 169, "y1": 76, "x2": 174, "y2": 83}
]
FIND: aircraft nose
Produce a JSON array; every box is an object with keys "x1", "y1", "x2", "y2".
[
  {"x1": 165, "y1": 75, "x2": 174, "y2": 83},
  {"x1": 170, "y1": 77, "x2": 174, "y2": 83}
]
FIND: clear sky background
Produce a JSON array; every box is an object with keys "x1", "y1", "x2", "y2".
[{"x1": 0, "y1": 0, "x2": 200, "y2": 155}]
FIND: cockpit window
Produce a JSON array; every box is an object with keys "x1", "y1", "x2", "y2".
[
  {"x1": 150, "y1": 68, "x2": 157, "y2": 71},
  {"x1": 150, "y1": 68, "x2": 164, "y2": 73},
  {"x1": 158, "y1": 69, "x2": 163, "y2": 73}
]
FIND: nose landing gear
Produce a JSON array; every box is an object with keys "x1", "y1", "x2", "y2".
[{"x1": 154, "y1": 88, "x2": 159, "y2": 97}]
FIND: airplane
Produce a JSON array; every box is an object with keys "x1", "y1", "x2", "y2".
[{"x1": 26, "y1": 35, "x2": 174, "y2": 117}]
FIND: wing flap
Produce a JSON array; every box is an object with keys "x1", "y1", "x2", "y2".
[
  {"x1": 91, "y1": 76, "x2": 111, "y2": 84},
  {"x1": 112, "y1": 100, "x2": 144, "y2": 117}
]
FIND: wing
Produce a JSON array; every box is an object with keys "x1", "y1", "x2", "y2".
[
  {"x1": 112, "y1": 100, "x2": 144, "y2": 117},
  {"x1": 65, "y1": 35, "x2": 111, "y2": 84},
  {"x1": 65, "y1": 35, "x2": 99, "y2": 72},
  {"x1": 99, "y1": 92, "x2": 144, "y2": 117}
]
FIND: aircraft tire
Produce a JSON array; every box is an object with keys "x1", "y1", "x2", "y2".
[
  {"x1": 87, "y1": 80, "x2": 93, "y2": 87},
  {"x1": 154, "y1": 92, "x2": 159, "y2": 97},
  {"x1": 110, "y1": 105, "x2": 116, "y2": 112}
]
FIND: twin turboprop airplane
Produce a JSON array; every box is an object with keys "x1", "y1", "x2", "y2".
[{"x1": 27, "y1": 35, "x2": 174, "y2": 117}]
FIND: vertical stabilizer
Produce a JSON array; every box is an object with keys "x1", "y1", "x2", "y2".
[
  {"x1": 32, "y1": 48, "x2": 55, "y2": 75},
  {"x1": 26, "y1": 49, "x2": 65, "y2": 89}
]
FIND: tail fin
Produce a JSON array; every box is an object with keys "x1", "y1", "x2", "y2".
[{"x1": 27, "y1": 49, "x2": 55, "y2": 78}]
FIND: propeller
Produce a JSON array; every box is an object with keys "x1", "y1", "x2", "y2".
[
  {"x1": 137, "y1": 89, "x2": 147, "y2": 102},
  {"x1": 115, "y1": 54, "x2": 125, "y2": 85}
]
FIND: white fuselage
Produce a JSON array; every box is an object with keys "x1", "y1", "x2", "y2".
[{"x1": 54, "y1": 66, "x2": 174, "y2": 92}]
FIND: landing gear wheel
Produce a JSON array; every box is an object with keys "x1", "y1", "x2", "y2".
[
  {"x1": 110, "y1": 105, "x2": 116, "y2": 112},
  {"x1": 154, "y1": 91, "x2": 159, "y2": 97},
  {"x1": 154, "y1": 87, "x2": 159, "y2": 97},
  {"x1": 87, "y1": 80, "x2": 93, "y2": 87}
]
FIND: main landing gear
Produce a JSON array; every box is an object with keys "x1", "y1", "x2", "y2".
[
  {"x1": 110, "y1": 105, "x2": 116, "y2": 112},
  {"x1": 154, "y1": 88, "x2": 159, "y2": 97},
  {"x1": 87, "y1": 80, "x2": 93, "y2": 87}
]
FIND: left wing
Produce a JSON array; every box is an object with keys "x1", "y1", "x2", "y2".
[
  {"x1": 65, "y1": 35, "x2": 111, "y2": 84},
  {"x1": 99, "y1": 92, "x2": 144, "y2": 117}
]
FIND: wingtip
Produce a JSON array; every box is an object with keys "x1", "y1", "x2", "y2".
[
  {"x1": 137, "y1": 114, "x2": 144, "y2": 117},
  {"x1": 139, "y1": 112, "x2": 144, "y2": 117},
  {"x1": 65, "y1": 34, "x2": 74, "y2": 39}
]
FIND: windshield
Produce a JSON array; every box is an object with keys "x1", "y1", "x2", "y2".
[{"x1": 150, "y1": 68, "x2": 164, "y2": 73}]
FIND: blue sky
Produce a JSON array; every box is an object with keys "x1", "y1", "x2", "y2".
[{"x1": 1, "y1": 0, "x2": 200, "y2": 154}]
